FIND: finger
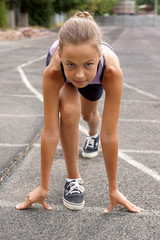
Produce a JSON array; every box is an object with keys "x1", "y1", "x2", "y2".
[
  {"x1": 42, "y1": 201, "x2": 52, "y2": 210},
  {"x1": 16, "y1": 197, "x2": 32, "y2": 210},
  {"x1": 104, "y1": 203, "x2": 114, "y2": 213},
  {"x1": 122, "y1": 201, "x2": 142, "y2": 213},
  {"x1": 128, "y1": 201, "x2": 143, "y2": 211}
]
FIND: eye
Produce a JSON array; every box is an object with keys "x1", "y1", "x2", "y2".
[
  {"x1": 85, "y1": 63, "x2": 93, "y2": 67},
  {"x1": 67, "y1": 63, "x2": 75, "y2": 68}
]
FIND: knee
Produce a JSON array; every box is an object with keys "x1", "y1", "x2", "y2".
[
  {"x1": 100, "y1": 132, "x2": 118, "y2": 146},
  {"x1": 60, "y1": 103, "x2": 81, "y2": 123},
  {"x1": 81, "y1": 112, "x2": 91, "y2": 122},
  {"x1": 82, "y1": 110, "x2": 98, "y2": 122}
]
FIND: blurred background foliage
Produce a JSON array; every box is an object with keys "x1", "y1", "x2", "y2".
[
  {"x1": 0, "y1": 0, "x2": 119, "y2": 28},
  {"x1": 0, "y1": 0, "x2": 8, "y2": 28},
  {"x1": 0, "y1": 0, "x2": 159, "y2": 29}
]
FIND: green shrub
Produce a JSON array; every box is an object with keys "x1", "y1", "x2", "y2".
[
  {"x1": 158, "y1": 4, "x2": 160, "y2": 15},
  {"x1": 28, "y1": 0, "x2": 53, "y2": 28},
  {"x1": 0, "y1": 0, "x2": 8, "y2": 29}
]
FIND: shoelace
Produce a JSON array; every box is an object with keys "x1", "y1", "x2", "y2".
[
  {"x1": 85, "y1": 136, "x2": 95, "y2": 149},
  {"x1": 66, "y1": 179, "x2": 84, "y2": 195}
]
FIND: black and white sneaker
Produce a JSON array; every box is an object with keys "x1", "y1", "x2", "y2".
[
  {"x1": 63, "y1": 179, "x2": 85, "y2": 210},
  {"x1": 82, "y1": 133, "x2": 99, "y2": 158}
]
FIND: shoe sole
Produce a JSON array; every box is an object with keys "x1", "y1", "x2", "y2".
[
  {"x1": 63, "y1": 198, "x2": 85, "y2": 211},
  {"x1": 82, "y1": 151, "x2": 99, "y2": 159}
]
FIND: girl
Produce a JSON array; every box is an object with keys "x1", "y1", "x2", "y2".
[{"x1": 16, "y1": 11, "x2": 142, "y2": 213}]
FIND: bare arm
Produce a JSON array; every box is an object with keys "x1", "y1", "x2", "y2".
[
  {"x1": 101, "y1": 62, "x2": 142, "y2": 213},
  {"x1": 16, "y1": 64, "x2": 64, "y2": 210},
  {"x1": 40, "y1": 66, "x2": 64, "y2": 190},
  {"x1": 101, "y1": 63, "x2": 122, "y2": 190}
]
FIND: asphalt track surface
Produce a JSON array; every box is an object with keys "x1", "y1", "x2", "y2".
[{"x1": 0, "y1": 26, "x2": 160, "y2": 239}]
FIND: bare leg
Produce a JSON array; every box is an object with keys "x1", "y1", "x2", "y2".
[
  {"x1": 59, "y1": 83, "x2": 81, "y2": 179},
  {"x1": 80, "y1": 95, "x2": 100, "y2": 136}
]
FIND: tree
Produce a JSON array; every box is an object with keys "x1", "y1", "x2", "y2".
[
  {"x1": 92, "y1": 0, "x2": 118, "y2": 15},
  {"x1": 5, "y1": 0, "x2": 29, "y2": 28},
  {"x1": 5, "y1": 0, "x2": 15, "y2": 28},
  {"x1": 52, "y1": 0, "x2": 118, "y2": 16},
  {"x1": 19, "y1": 0, "x2": 29, "y2": 27},
  {"x1": 28, "y1": 0, "x2": 54, "y2": 28},
  {"x1": 52, "y1": 0, "x2": 88, "y2": 13}
]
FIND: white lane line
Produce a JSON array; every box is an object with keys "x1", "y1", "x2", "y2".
[
  {"x1": 119, "y1": 119, "x2": 160, "y2": 123},
  {"x1": 33, "y1": 145, "x2": 160, "y2": 156},
  {"x1": 0, "y1": 143, "x2": 28, "y2": 147},
  {"x1": 0, "y1": 114, "x2": 43, "y2": 117},
  {"x1": 118, "y1": 151, "x2": 160, "y2": 182},
  {"x1": 33, "y1": 143, "x2": 62, "y2": 151},
  {"x1": 1, "y1": 143, "x2": 160, "y2": 156},
  {"x1": 0, "y1": 94, "x2": 37, "y2": 98},
  {"x1": 101, "y1": 98, "x2": 160, "y2": 104},
  {"x1": 1, "y1": 114, "x2": 160, "y2": 123},
  {"x1": 0, "y1": 200, "x2": 160, "y2": 216},
  {"x1": 17, "y1": 67, "x2": 43, "y2": 102},
  {"x1": 0, "y1": 45, "x2": 29, "y2": 53},
  {"x1": 33, "y1": 143, "x2": 84, "y2": 152},
  {"x1": 17, "y1": 55, "x2": 46, "y2": 102},
  {"x1": 0, "y1": 143, "x2": 61, "y2": 149},
  {"x1": 123, "y1": 82, "x2": 158, "y2": 100},
  {"x1": 120, "y1": 149, "x2": 160, "y2": 154},
  {"x1": 18, "y1": 54, "x2": 46, "y2": 68},
  {"x1": 2, "y1": 143, "x2": 160, "y2": 155},
  {"x1": 121, "y1": 100, "x2": 160, "y2": 104}
]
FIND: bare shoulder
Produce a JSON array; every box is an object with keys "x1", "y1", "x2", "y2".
[
  {"x1": 102, "y1": 43, "x2": 120, "y2": 67},
  {"x1": 49, "y1": 48, "x2": 62, "y2": 71},
  {"x1": 102, "y1": 45, "x2": 123, "y2": 92},
  {"x1": 43, "y1": 50, "x2": 64, "y2": 90}
]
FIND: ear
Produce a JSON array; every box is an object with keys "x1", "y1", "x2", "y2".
[
  {"x1": 57, "y1": 48, "x2": 61, "y2": 58},
  {"x1": 99, "y1": 51, "x2": 102, "y2": 58}
]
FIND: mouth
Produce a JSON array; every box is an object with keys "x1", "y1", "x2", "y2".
[{"x1": 74, "y1": 80, "x2": 88, "y2": 86}]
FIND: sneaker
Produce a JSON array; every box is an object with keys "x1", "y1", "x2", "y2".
[
  {"x1": 82, "y1": 133, "x2": 99, "y2": 158},
  {"x1": 63, "y1": 179, "x2": 85, "y2": 210}
]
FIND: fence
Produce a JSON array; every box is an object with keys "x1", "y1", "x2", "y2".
[{"x1": 96, "y1": 15, "x2": 160, "y2": 26}]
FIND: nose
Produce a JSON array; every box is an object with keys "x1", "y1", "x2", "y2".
[{"x1": 75, "y1": 68, "x2": 85, "y2": 79}]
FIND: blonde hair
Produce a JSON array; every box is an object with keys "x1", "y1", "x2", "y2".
[{"x1": 58, "y1": 11, "x2": 102, "y2": 54}]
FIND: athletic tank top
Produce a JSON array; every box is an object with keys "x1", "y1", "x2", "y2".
[{"x1": 49, "y1": 40, "x2": 114, "y2": 85}]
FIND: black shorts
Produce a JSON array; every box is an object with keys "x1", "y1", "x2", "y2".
[{"x1": 78, "y1": 84, "x2": 103, "y2": 101}]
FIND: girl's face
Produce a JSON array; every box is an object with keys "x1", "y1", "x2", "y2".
[{"x1": 58, "y1": 43, "x2": 101, "y2": 88}]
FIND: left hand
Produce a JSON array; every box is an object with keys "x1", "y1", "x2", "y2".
[{"x1": 104, "y1": 189, "x2": 143, "y2": 213}]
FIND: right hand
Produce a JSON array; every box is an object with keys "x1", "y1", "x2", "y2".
[{"x1": 16, "y1": 186, "x2": 52, "y2": 210}]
